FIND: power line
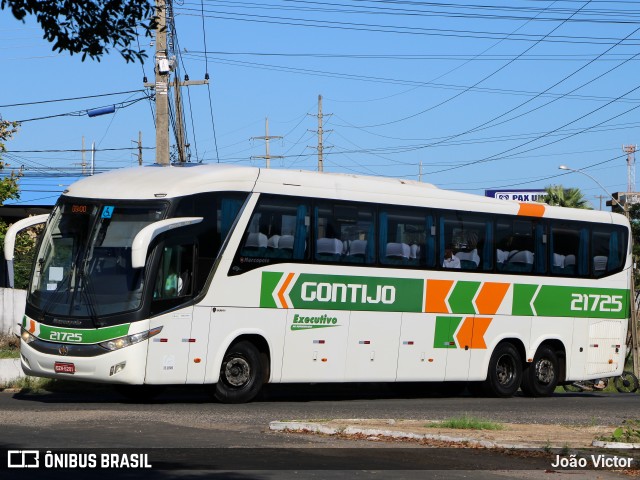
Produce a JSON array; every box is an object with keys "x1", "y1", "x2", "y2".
[{"x1": 0, "y1": 89, "x2": 147, "y2": 108}]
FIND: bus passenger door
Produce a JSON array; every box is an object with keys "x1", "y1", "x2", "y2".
[
  {"x1": 396, "y1": 313, "x2": 447, "y2": 381},
  {"x1": 146, "y1": 306, "x2": 193, "y2": 384},
  {"x1": 186, "y1": 306, "x2": 212, "y2": 383},
  {"x1": 145, "y1": 243, "x2": 196, "y2": 384}
]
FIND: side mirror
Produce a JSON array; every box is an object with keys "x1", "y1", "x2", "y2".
[
  {"x1": 3, "y1": 214, "x2": 49, "y2": 288},
  {"x1": 131, "y1": 217, "x2": 203, "y2": 269}
]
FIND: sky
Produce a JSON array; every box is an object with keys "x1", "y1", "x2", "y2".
[{"x1": 1, "y1": 0, "x2": 640, "y2": 208}]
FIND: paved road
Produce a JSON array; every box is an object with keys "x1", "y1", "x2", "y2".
[{"x1": 0, "y1": 383, "x2": 638, "y2": 479}]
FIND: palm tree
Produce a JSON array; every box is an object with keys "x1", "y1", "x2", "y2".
[{"x1": 541, "y1": 185, "x2": 592, "y2": 209}]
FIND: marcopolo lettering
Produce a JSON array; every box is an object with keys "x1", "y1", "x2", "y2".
[{"x1": 300, "y1": 282, "x2": 396, "y2": 304}]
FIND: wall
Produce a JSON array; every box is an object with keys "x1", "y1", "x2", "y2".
[{"x1": 0, "y1": 288, "x2": 26, "y2": 335}]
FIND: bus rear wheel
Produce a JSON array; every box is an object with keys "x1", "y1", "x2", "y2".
[
  {"x1": 482, "y1": 343, "x2": 522, "y2": 397},
  {"x1": 520, "y1": 346, "x2": 559, "y2": 397},
  {"x1": 214, "y1": 341, "x2": 264, "y2": 404}
]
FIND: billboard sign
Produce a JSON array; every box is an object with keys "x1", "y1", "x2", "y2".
[{"x1": 485, "y1": 189, "x2": 546, "y2": 203}]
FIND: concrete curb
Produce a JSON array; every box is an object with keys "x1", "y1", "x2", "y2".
[
  {"x1": 0, "y1": 358, "x2": 24, "y2": 387},
  {"x1": 269, "y1": 421, "x2": 537, "y2": 449},
  {"x1": 592, "y1": 440, "x2": 640, "y2": 449}
]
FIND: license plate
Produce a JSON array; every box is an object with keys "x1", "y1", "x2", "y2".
[{"x1": 54, "y1": 362, "x2": 75, "y2": 374}]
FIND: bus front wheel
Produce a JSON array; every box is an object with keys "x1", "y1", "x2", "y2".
[
  {"x1": 482, "y1": 343, "x2": 522, "y2": 397},
  {"x1": 520, "y1": 346, "x2": 559, "y2": 397},
  {"x1": 214, "y1": 341, "x2": 264, "y2": 404}
]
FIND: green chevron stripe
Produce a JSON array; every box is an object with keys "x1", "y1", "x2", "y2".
[
  {"x1": 512, "y1": 284, "x2": 538, "y2": 316},
  {"x1": 448, "y1": 281, "x2": 481, "y2": 314},
  {"x1": 434, "y1": 316, "x2": 463, "y2": 349},
  {"x1": 260, "y1": 272, "x2": 284, "y2": 308}
]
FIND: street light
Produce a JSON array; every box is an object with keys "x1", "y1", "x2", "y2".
[
  {"x1": 558, "y1": 165, "x2": 626, "y2": 214},
  {"x1": 559, "y1": 164, "x2": 638, "y2": 378}
]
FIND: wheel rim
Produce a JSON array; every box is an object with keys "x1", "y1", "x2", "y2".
[
  {"x1": 496, "y1": 354, "x2": 516, "y2": 386},
  {"x1": 223, "y1": 356, "x2": 250, "y2": 388},
  {"x1": 615, "y1": 373, "x2": 637, "y2": 393},
  {"x1": 535, "y1": 359, "x2": 555, "y2": 385}
]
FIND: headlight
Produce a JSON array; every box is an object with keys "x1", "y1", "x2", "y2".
[
  {"x1": 21, "y1": 328, "x2": 36, "y2": 344},
  {"x1": 98, "y1": 326, "x2": 162, "y2": 351}
]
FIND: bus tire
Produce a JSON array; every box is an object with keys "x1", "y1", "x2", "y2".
[
  {"x1": 520, "y1": 346, "x2": 559, "y2": 397},
  {"x1": 614, "y1": 371, "x2": 639, "y2": 393},
  {"x1": 214, "y1": 340, "x2": 264, "y2": 404},
  {"x1": 482, "y1": 342, "x2": 522, "y2": 397}
]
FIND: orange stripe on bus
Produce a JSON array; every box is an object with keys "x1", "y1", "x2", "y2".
[
  {"x1": 470, "y1": 317, "x2": 492, "y2": 349},
  {"x1": 425, "y1": 279, "x2": 454, "y2": 313},
  {"x1": 455, "y1": 317, "x2": 474, "y2": 349},
  {"x1": 475, "y1": 282, "x2": 510, "y2": 315},
  {"x1": 278, "y1": 273, "x2": 295, "y2": 309},
  {"x1": 517, "y1": 202, "x2": 545, "y2": 217}
]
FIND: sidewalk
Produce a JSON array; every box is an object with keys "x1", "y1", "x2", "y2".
[{"x1": 270, "y1": 418, "x2": 620, "y2": 449}]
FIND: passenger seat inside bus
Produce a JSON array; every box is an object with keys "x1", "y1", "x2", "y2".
[
  {"x1": 385, "y1": 242, "x2": 410, "y2": 265},
  {"x1": 241, "y1": 232, "x2": 268, "y2": 257},
  {"x1": 345, "y1": 239, "x2": 368, "y2": 263},
  {"x1": 503, "y1": 250, "x2": 534, "y2": 272},
  {"x1": 593, "y1": 255, "x2": 608, "y2": 276},
  {"x1": 455, "y1": 249, "x2": 480, "y2": 270},
  {"x1": 316, "y1": 237, "x2": 344, "y2": 261}
]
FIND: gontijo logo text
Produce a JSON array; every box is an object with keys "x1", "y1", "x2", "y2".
[
  {"x1": 260, "y1": 272, "x2": 629, "y2": 319},
  {"x1": 261, "y1": 272, "x2": 422, "y2": 312}
]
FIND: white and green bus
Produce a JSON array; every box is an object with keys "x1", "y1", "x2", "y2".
[{"x1": 7, "y1": 164, "x2": 631, "y2": 402}]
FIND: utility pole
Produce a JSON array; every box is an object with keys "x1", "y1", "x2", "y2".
[
  {"x1": 623, "y1": 144, "x2": 640, "y2": 380},
  {"x1": 154, "y1": 0, "x2": 170, "y2": 166},
  {"x1": 419, "y1": 161, "x2": 423, "y2": 182},
  {"x1": 309, "y1": 94, "x2": 332, "y2": 172},
  {"x1": 250, "y1": 117, "x2": 282, "y2": 169},
  {"x1": 73, "y1": 137, "x2": 88, "y2": 175},
  {"x1": 624, "y1": 144, "x2": 637, "y2": 195},
  {"x1": 317, "y1": 95, "x2": 324, "y2": 172},
  {"x1": 594, "y1": 194, "x2": 607, "y2": 210},
  {"x1": 173, "y1": 75, "x2": 188, "y2": 163},
  {"x1": 148, "y1": 0, "x2": 208, "y2": 166},
  {"x1": 132, "y1": 131, "x2": 143, "y2": 166},
  {"x1": 90, "y1": 142, "x2": 96, "y2": 176}
]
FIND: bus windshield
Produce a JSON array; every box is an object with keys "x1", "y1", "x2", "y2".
[{"x1": 28, "y1": 200, "x2": 167, "y2": 318}]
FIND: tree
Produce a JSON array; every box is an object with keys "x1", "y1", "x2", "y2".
[
  {"x1": 626, "y1": 203, "x2": 640, "y2": 268},
  {"x1": 540, "y1": 185, "x2": 592, "y2": 209},
  {"x1": 0, "y1": 120, "x2": 39, "y2": 289},
  {"x1": 0, "y1": 120, "x2": 21, "y2": 203},
  {"x1": 1, "y1": 0, "x2": 157, "y2": 62}
]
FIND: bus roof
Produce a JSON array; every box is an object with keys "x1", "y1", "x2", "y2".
[{"x1": 63, "y1": 163, "x2": 626, "y2": 226}]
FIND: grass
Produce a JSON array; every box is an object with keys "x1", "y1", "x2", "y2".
[
  {"x1": 427, "y1": 415, "x2": 504, "y2": 431},
  {"x1": 0, "y1": 333, "x2": 20, "y2": 359},
  {"x1": 599, "y1": 419, "x2": 640, "y2": 444},
  {"x1": 6, "y1": 376, "x2": 54, "y2": 392}
]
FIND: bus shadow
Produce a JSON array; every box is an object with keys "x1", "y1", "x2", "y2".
[{"x1": 9, "y1": 381, "x2": 536, "y2": 404}]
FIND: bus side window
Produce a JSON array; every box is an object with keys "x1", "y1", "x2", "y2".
[
  {"x1": 439, "y1": 213, "x2": 491, "y2": 271},
  {"x1": 379, "y1": 208, "x2": 429, "y2": 267},
  {"x1": 315, "y1": 202, "x2": 375, "y2": 265},
  {"x1": 232, "y1": 195, "x2": 310, "y2": 273},
  {"x1": 153, "y1": 244, "x2": 194, "y2": 301},
  {"x1": 550, "y1": 223, "x2": 588, "y2": 277},
  {"x1": 592, "y1": 226, "x2": 626, "y2": 277}
]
